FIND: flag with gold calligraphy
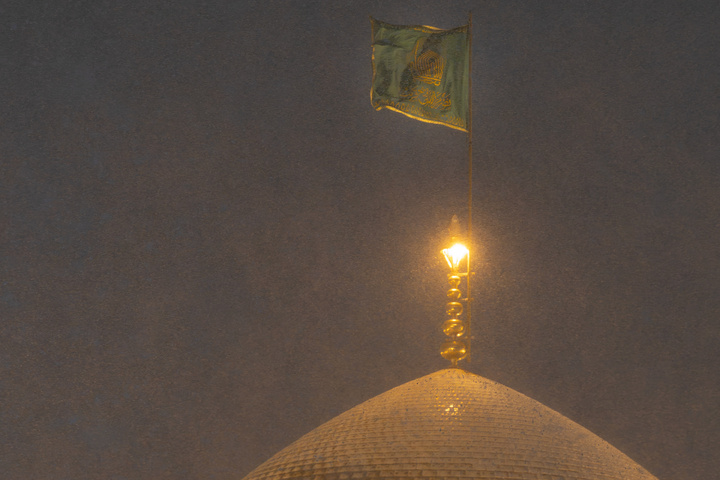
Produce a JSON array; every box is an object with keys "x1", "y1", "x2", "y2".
[{"x1": 370, "y1": 17, "x2": 469, "y2": 131}]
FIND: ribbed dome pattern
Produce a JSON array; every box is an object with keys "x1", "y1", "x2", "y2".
[{"x1": 243, "y1": 368, "x2": 657, "y2": 480}]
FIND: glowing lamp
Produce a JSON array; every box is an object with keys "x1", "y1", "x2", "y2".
[{"x1": 442, "y1": 243, "x2": 469, "y2": 271}]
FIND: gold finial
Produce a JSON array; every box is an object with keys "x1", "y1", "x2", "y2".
[{"x1": 440, "y1": 215, "x2": 469, "y2": 366}]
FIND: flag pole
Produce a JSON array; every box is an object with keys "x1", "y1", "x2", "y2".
[{"x1": 466, "y1": 10, "x2": 473, "y2": 364}]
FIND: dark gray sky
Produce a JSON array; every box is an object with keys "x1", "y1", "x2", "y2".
[{"x1": 2, "y1": 1, "x2": 719, "y2": 479}]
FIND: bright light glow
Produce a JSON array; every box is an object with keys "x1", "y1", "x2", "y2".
[{"x1": 442, "y1": 243, "x2": 469, "y2": 271}]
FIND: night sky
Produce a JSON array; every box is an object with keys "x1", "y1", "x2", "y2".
[{"x1": 2, "y1": 1, "x2": 719, "y2": 479}]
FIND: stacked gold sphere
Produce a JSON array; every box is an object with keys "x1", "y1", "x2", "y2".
[{"x1": 441, "y1": 272, "x2": 467, "y2": 364}]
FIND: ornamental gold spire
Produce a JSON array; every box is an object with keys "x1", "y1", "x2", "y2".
[{"x1": 440, "y1": 215, "x2": 470, "y2": 366}]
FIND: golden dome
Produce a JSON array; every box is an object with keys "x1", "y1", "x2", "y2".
[{"x1": 243, "y1": 368, "x2": 658, "y2": 480}]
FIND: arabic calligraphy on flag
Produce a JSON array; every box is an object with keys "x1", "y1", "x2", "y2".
[{"x1": 370, "y1": 17, "x2": 469, "y2": 131}]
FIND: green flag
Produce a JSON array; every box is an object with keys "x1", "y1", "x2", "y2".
[{"x1": 370, "y1": 17, "x2": 469, "y2": 131}]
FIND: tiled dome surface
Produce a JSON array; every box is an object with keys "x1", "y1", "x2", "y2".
[{"x1": 243, "y1": 368, "x2": 657, "y2": 480}]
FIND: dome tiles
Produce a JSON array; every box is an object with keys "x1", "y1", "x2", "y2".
[{"x1": 242, "y1": 368, "x2": 658, "y2": 480}]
